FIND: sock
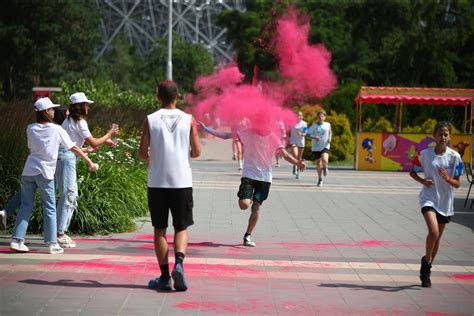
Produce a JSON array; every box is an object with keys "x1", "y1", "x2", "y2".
[
  {"x1": 244, "y1": 233, "x2": 251, "y2": 239},
  {"x1": 160, "y1": 264, "x2": 170, "y2": 279},
  {"x1": 175, "y1": 252, "x2": 185, "y2": 265}
]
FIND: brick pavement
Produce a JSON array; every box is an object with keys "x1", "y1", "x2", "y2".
[{"x1": 0, "y1": 137, "x2": 472, "y2": 315}]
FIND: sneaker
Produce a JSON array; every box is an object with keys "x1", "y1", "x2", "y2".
[
  {"x1": 0, "y1": 209, "x2": 7, "y2": 231},
  {"x1": 296, "y1": 173, "x2": 300, "y2": 179},
  {"x1": 238, "y1": 161, "x2": 243, "y2": 171},
  {"x1": 148, "y1": 277, "x2": 172, "y2": 291},
  {"x1": 275, "y1": 162, "x2": 280, "y2": 168},
  {"x1": 48, "y1": 243, "x2": 64, "y2": 254},
  {"x1": 172, "y1": 263, "x2": 188, "y2": 291},
  {"x1": 10, "y1": 239, "x2": 29, "y2": 253},
  {"x1": 232, "y1": 153, "x2": 237, "y2": 160},
  {"x1": 58, "y1": 234, "x2": 76, "y2": 248},
  {"x1": 420, "y1": 256, "x2": 432, "y2": 288},
  {"x1": 317, "y1": 179, "x2": 323, "y2": 187},
  {"x1": 243, "y1": 235, "x2": 256, "y2": 247},
  {"x1": 323, "y1": 167, "x2": 328, "y2": 177}
]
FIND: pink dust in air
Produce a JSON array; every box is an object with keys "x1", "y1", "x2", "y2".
[
  {"x1": 188, "y1": 7, "x2": 336, "y2": 135},
  {"x1": 273, "y1": 7, "x2": 337, "y2": 100}
]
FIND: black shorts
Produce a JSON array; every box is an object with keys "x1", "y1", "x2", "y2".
[
  {"x1": 313, "y1": 148, "x2": 329, "y2": 160},
  {"x1": 237, "y1": 177, "x2": 271, "y2": 204},
  {"x1": 421, "y1": 206, "x2": 451, "y2": 224},
  {"x1": 148, "y1": 187, "x2": 194, "y2": 230}
]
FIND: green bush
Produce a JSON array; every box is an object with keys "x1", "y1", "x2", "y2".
[
  {"x1": 362, "y1": 116, "x2": 394, "y2": 132},
  {"x1": 57, "y1": 79, "x2": 157, "y2": 111},
  {"x1": 403, "y1": 118, "x2": 460, "y2": 134}
]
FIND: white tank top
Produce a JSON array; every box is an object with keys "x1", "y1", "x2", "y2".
[{"x1": 147, "y1": 108, "x2": 192, "y2": 188}]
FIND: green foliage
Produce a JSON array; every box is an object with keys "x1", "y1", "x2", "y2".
[
  {"x1": 57, "y1": 79, "x2": 157, "y2": 111},
  {"x1": 323, "y1": 81, "x2": 363, "y2": 129},
  {"x1": 0, "y1": 0, "x2": 101, "y2": 99},
  {"x1": 137, "y1": 35, "x2": 214, "y2": 93},
  {"x1": 362, "y1": 117, "x2": 394, "y2": 132},
  {"x1": 403, "y1": 118, "x2": 460, "y2": 134}
]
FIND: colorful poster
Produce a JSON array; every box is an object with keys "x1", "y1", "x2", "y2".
[{"x1": 357, "y1": 132, "x2": 471, "y2": 171}]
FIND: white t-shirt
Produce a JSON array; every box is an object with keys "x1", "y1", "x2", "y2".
[
  {"x1": 289, "y1": 120, "x2": 307, "y2": 147},
  {"x1": 412, "y1": 147, "x2": 464, "y2": 216},
  {"x1": 147, "y1": 108, "x2": 193, "y2": 188},
  {"x1": 237, "y1": 128, "x2": 283, "y2": 183},
  {"x1": 22, "y1": 123, "x2": 74, "y2": 180},
  {"x1": 307, "y1": 122, "x2": 331, "y2": 152},
  {"x1": 61, "y1": 118, "x2": 92, "y2": 148}
]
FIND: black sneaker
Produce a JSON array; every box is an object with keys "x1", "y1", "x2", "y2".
[
  {"x1": 172, "y1": 263, "x2": 188, "y2": 291},
  {"x1": 148, "y1": 276, "x2": 172, "y2": 291},
  {"x1": 420, "y1": 256, "x2": 432, "y2": 288}
]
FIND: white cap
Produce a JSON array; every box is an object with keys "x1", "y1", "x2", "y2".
[
  {"x1": 70, "y1": 92, "x2": 94, "y2": 104},
  {"x1": 33, "y1": 97, "x2": 60, "y2": 111}
]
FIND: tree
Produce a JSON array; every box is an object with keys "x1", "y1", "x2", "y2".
[
  {"x1": 0, "y1": 0, "x2": 101, "y2": 99},
  {"x1": 137, "y1": 35, "x2": 214, "y2": 93}
]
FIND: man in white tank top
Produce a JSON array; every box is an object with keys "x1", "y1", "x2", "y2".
[{"x1": 139, "y1": 80, "x2": 201, "y2": 292}]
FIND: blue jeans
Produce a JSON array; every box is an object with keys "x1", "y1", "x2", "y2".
[
  {"x1": 55, "y1": 149, "x2": 78, "y2": 235},
  {"x1": 4, "y1": 191, "x2": 21, "y2": 216},
  {"x1": 12, "y1": 175, "x2": 58, "y2": 243}
]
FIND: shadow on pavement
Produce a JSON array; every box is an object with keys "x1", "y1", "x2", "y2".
[
  {"x1": 19, "y1": 279, "x2": 151, "y2": 290},
  {"x1": 453, "y1": 198, "x2": 474, "y2": 232},
  {"x1": 318, "y1": 283, "x2": 421, "y2": 292}
]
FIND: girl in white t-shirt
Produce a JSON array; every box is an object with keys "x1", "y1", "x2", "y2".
[
  {"x1": 10, "y1": 97, "x2": 98, "y2": 254},
  {"x1": 410, "y1": 121, "x2": 463, "y2": 288},
  {"x1": 288, "y1": 111, "x2": 307, "y2": 179},
  {"x1": 55, "y1": 92, "x2": 119, "y2": 248},
  {"x1": 306, "y1": 110, "x2": 331, "y2": 186}
]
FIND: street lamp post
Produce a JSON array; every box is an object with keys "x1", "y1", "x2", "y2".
[{"x1": 166, "y1": 0, "x2": 173, "y2": 80}]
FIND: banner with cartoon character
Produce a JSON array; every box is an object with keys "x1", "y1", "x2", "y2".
[{"x1": 357, "y1": 132, "x2": 471, "y2": 171}]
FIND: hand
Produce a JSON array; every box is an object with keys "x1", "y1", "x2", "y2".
[
  {"x1": 438, "y1": 167, "x2": 449, "y2": 181},
  {"x1": 422, "y1": 178, "x2": 434, "y2": 188},
  {"x1": 88, "y1": 162, "x2": 99, "y2": 172},
  {"x1": 296, "y1": 160, "x2": 306, "y2": 172},
  {"x1": 109, "y1": 123, "x2": 120, "y2": 136},
  {"x1": 83, "y1": 146, "x2": 98, "y2": 153},
  {"x1": 104, "y1": 139, "x2": 118, "y2": 147},
  {"x1": 199, "y1": 121, "x2": 210, "y2": 131}
]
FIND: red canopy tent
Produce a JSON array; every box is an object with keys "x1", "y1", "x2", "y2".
[{"x1": 354, "y1": 86, "x2": 474, "y2": 133}]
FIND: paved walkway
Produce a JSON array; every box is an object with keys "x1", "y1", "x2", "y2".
[{"x1": 0, "y1": 137, "x2": 473, "y2": 315}]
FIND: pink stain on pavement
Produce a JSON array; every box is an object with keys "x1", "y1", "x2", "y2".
[
  {"x1": 176, "y1": 299, "x2": 314, "y2": 314},
  {"x1": 451, "y1": 274, "x2": 474, "y2": 280},
  {"x1": 426, "y1": 312, "x2": 469, "y2": 316}
]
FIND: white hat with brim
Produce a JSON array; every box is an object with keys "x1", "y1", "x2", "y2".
[
  {"x1": 33, "y1": 97, "x2": 60, "y2": 111},
  {"x1": 70, "y1": 92, "x2": 94, "y2": 104}
]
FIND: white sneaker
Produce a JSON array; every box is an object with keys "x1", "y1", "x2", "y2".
[
  {"x1": 243, "y1": 235, "x2": 256, "y2": 247},
  {"x1": 58, "y1": 234, "x2": 76, "y2": 248},
  {"x1": 238, "y1": 161, "x2": 243, "y2": 171},
  {"x1": 0, "y1": 209, "x2": 7, "y2": 230},
  {"x1": 48, "y1": 243, "x2": 64, "y2": 254},
  {"x1": 10, "y1": 239, "x2": 29, "y2": 253},
  {"x1": 317, "y1": 179, "x2": 323, "y2": 187}
]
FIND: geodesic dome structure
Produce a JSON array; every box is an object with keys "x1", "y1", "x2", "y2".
[{"x1": 95, "y1": 0, "x2": 245, "y2": 64}]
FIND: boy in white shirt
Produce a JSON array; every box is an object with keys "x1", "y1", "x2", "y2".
[
  {"x1": 201, "y1": 116, "x2": 305, "y2": 247},
  {"x1": 307, "y1": 110, "x2": 332, "y2": 186}
]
